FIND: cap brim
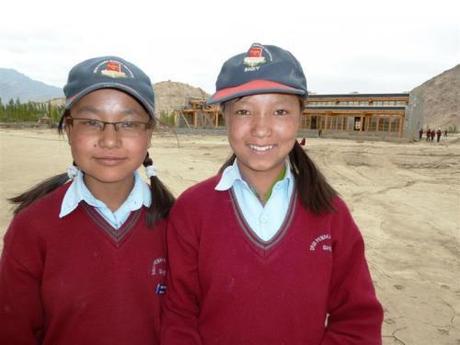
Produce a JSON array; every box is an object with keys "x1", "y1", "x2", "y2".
[
  {"x1": 207, "y1": 80, "x2": 306, "y2": 105},
  {"x1": 65, "y1": 82, "x2": 155, "y2": 118}
]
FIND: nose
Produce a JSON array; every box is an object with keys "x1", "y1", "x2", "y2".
[
  {"x1": 99, "y1": 123, "x2": 121, "y2": 148},
  {"x1": 251, "y1": 112, "x2": 272, "y2": 138}
]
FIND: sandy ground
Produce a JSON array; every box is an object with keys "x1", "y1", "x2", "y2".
[{"x1": 1, "y1": 128, "x2": 459, "y2": 345}]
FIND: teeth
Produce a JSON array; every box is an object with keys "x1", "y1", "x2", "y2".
[{"x1": 249, "y1": 144, "x2": 274, "y2": 152}]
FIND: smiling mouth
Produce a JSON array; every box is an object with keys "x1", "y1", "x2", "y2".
[{"x1": 248, "y1": 144, "x2": 275, "y2": 152}]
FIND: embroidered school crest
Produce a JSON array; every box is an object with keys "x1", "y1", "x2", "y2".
[
  {"x1": 244, "y1": 45, "x2": 266, "y2": 68},
  {"x1": 309, "y1": 234, "x2": 332, "y2": 252},
  {"x1": 151, "y1": 256, "x2": 167, "y2": 276},
  {"x1": 93, "y1": 59, "x2": 134, "y2": 78}
]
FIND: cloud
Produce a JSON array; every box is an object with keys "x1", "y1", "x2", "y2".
[{"x1": 0, "y1": 0, "x2": 458, "y2": 94}]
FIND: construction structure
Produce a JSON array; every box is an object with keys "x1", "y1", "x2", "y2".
[
  {"x1": 175, "y1": 98, "x2": 223, "y2": 128},
  {"x1": 176, "y1": 93, "x2": 418, "y2": 138}
]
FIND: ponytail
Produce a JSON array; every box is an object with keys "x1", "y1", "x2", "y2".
[
  {"x1": 9, "y1": 111, "x2": 71, "y2": 215},
  {"x1": 289, "y1": 141, "x2": 337, "y2": 214},
  {"x1": 9, "y1": 174, "x2": 70, "y2": 215},
  {"x1": 218, "y1": 154, "x2": 236, "y2": 175},
  {"x1": 143, "y1": 153, "x2": 175, "y2": 227}
]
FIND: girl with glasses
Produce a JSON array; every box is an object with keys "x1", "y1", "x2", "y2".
[{"x1": 0, "y1": 56, "x2": 174, "y2": 345}]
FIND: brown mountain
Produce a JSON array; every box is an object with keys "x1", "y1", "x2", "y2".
[
  {"x1": 410, "y1": 64, "x2": 460, "y2": 130},
  {"x1": 153, "y1": 80, "x2": 209, "y2": 116},
  {"x1": 44, "y1": 80, "x2": 209, "y2": 118}
]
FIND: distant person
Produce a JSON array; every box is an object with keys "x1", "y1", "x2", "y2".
[
  {"x1": 162, "y1": 43, "x2": 383, "y2": 345},
  {"x1": 318, "y1": 128, "x2": 323, "y2": 137},
  {"x1": 444, "y1": 129, "x2": 448, "y2": 138},
  {"x1": 419, "y1": 128, "x2": 423, "y2": 140},
  {"x1": 0, "y1": 56, "x2": 174, "y2": 345},
  {"x1": 426, "y1": 128, "x2": 431, "y2": 141},
  {"x1": 436, "y1": 128, "x2": 442, "y2": 142},
  {"x1": 431, "y1": 129, "x2": 436, "y2": 142}
]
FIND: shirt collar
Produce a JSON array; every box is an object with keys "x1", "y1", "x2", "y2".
[
  {"x1": 59, "y1": 169, "x2": 151, "y2": 218},
  {"x1": 215, "y1": 158, "x2": 294, "y2": 191}
]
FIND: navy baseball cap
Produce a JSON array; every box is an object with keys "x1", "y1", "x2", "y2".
[
  {"x1": 63, "y1": 56, "x2": 155, "y2": 118},
  {"x1": 207, "y1": 43, "x2": 307, "y2": 105}
]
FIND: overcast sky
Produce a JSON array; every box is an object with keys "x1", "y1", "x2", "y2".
[{"x1": 1, "y1": 0, "x2": 459, "y2": 94}]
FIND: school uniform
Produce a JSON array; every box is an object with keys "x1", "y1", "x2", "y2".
[
  {"x1": 0, "y1": 172, "x2": 166, "y2": 345},
  {"x1": 162, "y1": 164, "x2": 383, "y2": 345}
]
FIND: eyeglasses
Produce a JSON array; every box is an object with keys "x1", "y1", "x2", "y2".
[{"x1": 65, "y1": 117, "x2": 154, "y2": 137}]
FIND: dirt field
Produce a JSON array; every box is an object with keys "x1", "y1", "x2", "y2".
[{"x1": 1, "y1": 128, "x2": 459, "y2": 345}]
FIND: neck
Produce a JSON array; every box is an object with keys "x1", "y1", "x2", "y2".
[
  {"x1": 238, "y1": 163, "x2": 285, "y2": 204},
  {"x1": 84, "y1": 175, "x2": 135, "y2": 212}
]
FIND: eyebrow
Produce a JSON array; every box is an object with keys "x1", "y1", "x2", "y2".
[
  {"x1": 73, "y1": 106, "x2": 144, "y2": 117},
  {"x1": 74, "y1": 106, "x2": 100, "y2": 115},
  {"x1": 120, "y1": 108, "x2": 141, "y2": 116}
]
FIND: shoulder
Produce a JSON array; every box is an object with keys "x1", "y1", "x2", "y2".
[
  {"x1": 328, "y1": 196, "x2": 364, "y2": 243},
  {"x1": 331, "y1": 196, "x2": 351, "y2": 215},
  {"x1": 176, "y1": 175, "x2": 221, "y2": 205},
  {"x1": 151, "y1": 215, "x2": 168, "y2": 233},
  {"x1": 296, "y1": 195, "x2": 359, "y2": 236},
  {"x1": 5, "y1": 183, "x2": 71, "y2": 242},
  {"x1": 169, "y1": 175, "x2": 223, "y2": 219},
  {"x1": 15, "y1": 182, "x2": 71, "y2": 220},
  {"x1": 326, "y1": 195, "x2": 356, "y2": 226},
  {"x1": 296, "y1": 194, "x2": 351, "y2": 220}
]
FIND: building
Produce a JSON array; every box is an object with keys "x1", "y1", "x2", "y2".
[
  {"x1": 304, "y1": 93, "x2": 411, "y2": 138},
  {"x1": 176, "y1": 93, "x2": 419, "y2": 138}
]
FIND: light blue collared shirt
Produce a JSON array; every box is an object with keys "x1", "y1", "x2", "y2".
[
  {"x1": 60, "y1": 170, "x2": 151, "y2": 229},
  {"x1": 215, "y1": 159, "x2": 295, "y2": 241}
]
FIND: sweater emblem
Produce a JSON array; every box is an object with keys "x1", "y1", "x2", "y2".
[
  {"x1": 309, "y1": 234, "x2": 332, "y2": 252},
  {"x1": 151, "y1": 256, "x2": 167, "y2": 276}
]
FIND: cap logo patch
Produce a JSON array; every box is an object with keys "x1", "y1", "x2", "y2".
[
  {"x1": 244, "y1": 45, "x2": 267, "y2": 72},
  {"x1": 93, "y1": 59, "x2": 135, "y2": 79}
]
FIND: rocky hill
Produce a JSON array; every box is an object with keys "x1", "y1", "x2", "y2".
[
  {"x1": 410, "y1": 64, "x2": 460, "y2": 130},
  {"x1": 0, "y1": 68, "x2": 63, "y2": 102},
  {"x1": 153, "y1": 81, "x2": 209, "y2": 115}
]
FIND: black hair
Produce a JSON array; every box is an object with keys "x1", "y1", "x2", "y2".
[
  {"x1": 10, "y1": 109, "x2": 175, "y2": 225},
  {"x1": 142, "y1": 152, "x2": 175, "y2": 226},
  {"x1": 218, "y1": 95, "x2": 337, "y2": 214}
]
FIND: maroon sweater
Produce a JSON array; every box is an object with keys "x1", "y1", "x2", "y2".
[
  {"x1": 0, "y1": 184, "x2": 167, "y2": 345},
  {"x1": 162, "y1": 176, "x2": 383, "y2": 345}
]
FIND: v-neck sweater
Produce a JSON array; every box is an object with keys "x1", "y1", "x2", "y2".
[
  {"x1": 0, "y1": 183, "x2": 166, "y2": 345},
  {"x1": 162, "y1": 175, "x2": 383, "y2": 345}
]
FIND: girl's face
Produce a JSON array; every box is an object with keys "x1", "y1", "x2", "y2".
[
  {"x1": 65, "y1": 89, "x2": 153, "y2": 192},
  {"x1": 224, "y1": 93, "x2": 301, "y2": 183}
]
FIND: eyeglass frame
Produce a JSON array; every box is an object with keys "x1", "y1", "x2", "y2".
[{"x1": 64, "y1": 116, "x2": 154, "y2": 134}]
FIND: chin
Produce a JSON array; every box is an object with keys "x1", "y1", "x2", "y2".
[
  {"x1": 89, "y1": 173, "x2": 133, "y2": 185},
  {"x1": 248, "y1": 163, "x2": 281, "y2": 173}
]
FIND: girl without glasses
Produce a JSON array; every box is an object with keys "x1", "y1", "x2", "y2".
[
  {"x1": 161, "y1": 43, "x2": 383, "y2": 345},
  {"x1": 0, "y1": 56, "x2": 174, "y2": 345}
]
